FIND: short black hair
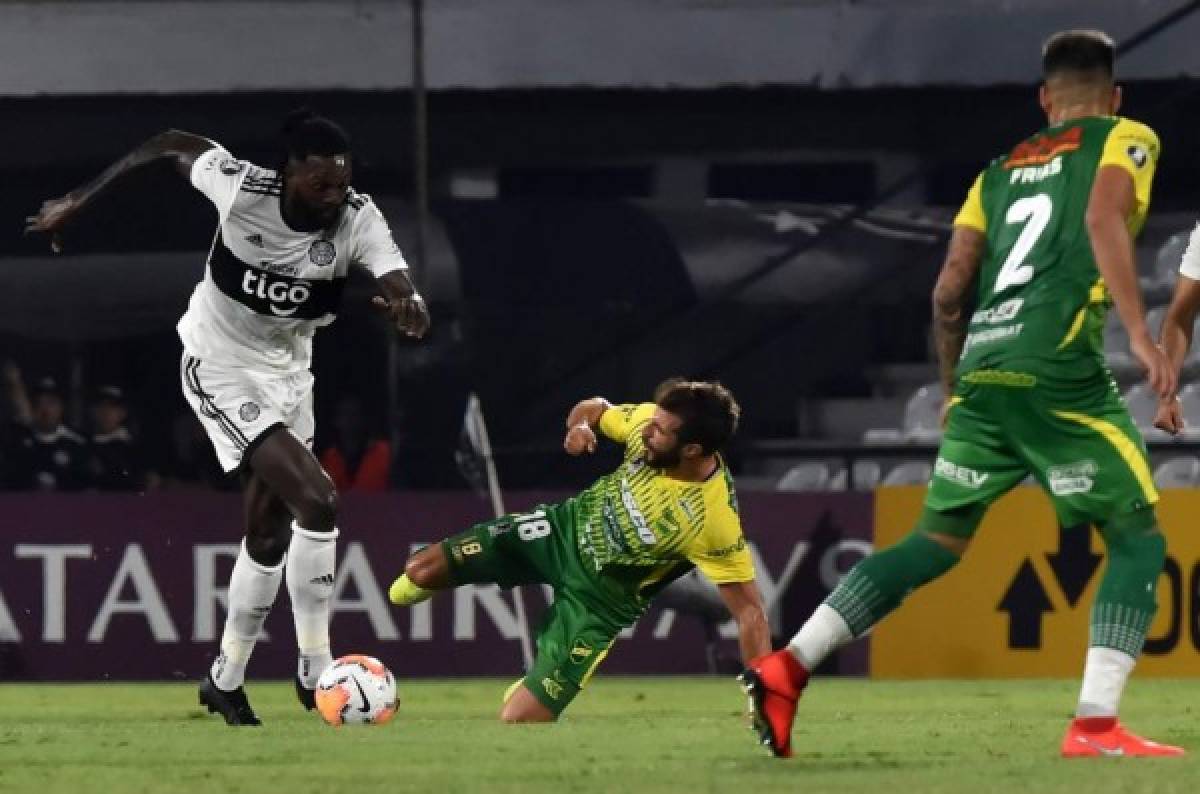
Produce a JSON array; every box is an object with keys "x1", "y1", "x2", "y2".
[
  {"x1": 655, "y1": 378, "x2": 740, "y2": 454},
  {"x1": 1042, "y1": 30, "x2": 1115, "y2": 81},
  {"x1": 281, "y1": 108, "x2": 351, "y2": 163}
]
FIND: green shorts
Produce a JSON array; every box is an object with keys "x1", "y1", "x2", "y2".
[
  {"x1": 442, "y1": 502, "x2": 629, "y2": 716},
  {"x1": 924, "y1": 371, "x2": 1158, "y2": 535}
]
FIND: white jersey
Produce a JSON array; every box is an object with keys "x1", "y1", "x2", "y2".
[
  {"x1": 177, "y1": 145, "x2": 407, "y2": 373},
  {"x1": 1180, "y1": 222, "x2": 1200, "y2": 282}
]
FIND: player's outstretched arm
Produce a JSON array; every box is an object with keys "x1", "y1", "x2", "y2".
[
  {"x1": 717, "y1": 580, "x2": 771, "y2": 662},
  {"x1": 562, "y1": 397, "x2": 610, "y2": 455},
  {"x1": 1160, "y1": 274, "x2": 1200, "y2": 380},
  {"x1": 931, "y1": 226, "x2": 986, "y2": 410},
  {"x1": 1154, "y1": 269, "x2": 1200, "y2": 433},
  {"x1": 24, "y1": 129, "x2": 216, "y2": 252},
  {"x1": 1088, "y1": 164, "x2": 1174, "y2": 398}
]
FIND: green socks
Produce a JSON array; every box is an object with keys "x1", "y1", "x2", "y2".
[
  {"x1": 824, "y1": 530, "x2": 961, "y2": 636},
  {"x1": 1090, "y1": 512, "x2": 1164, "y2": 656}
]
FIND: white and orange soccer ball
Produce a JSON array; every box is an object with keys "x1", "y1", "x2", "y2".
[{"x1": 314, "y1": 654, "x2": 398, "y2": 726}]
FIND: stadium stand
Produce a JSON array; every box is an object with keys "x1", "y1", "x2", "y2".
[
  {"x1": 881, "y1": 460, "x2": 933, "y2": 486},
  {"x1": 1153, "y1": 456, "x2": 1200, "y2": 488},
  {"x1": 775, "y1": 461, "x2": 833, "y2": 492}
]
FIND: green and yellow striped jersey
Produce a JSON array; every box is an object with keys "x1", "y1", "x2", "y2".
[
  {"x1": 952, "y1": 115, "x2": 1160, "y2": 380},
  {"x1": 572, "y1": 403, "x2": 755, "y2": 598}
]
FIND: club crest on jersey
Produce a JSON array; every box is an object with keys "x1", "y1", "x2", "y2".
[
  {"x1": 309, "y1": 240, "x2": 336, "y2": 266},
  {"x1": 569, "y1": 641, "x2": 594, "y2": 664},
  {"x1": 219, "y1": 158, "x2": 244, "y2": 175},
  {"x1": 239, "y1": 402, "x2": 260, "y2": 422}
]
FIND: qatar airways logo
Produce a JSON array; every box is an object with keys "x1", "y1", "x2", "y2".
[{"x1": 241, "y1": 270, "x2": 312, "y2": 317}]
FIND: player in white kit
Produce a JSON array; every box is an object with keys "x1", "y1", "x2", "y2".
[{"x1": 26, "y1": 110, "x2": 430, "y2": 725}]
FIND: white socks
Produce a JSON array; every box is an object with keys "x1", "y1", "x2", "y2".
[
  {"x1": 1077, "y1": 646, "x2": 1136, "y2": 718},
  {"x1": 211, "y1": 541, "x2": 284, "y2": 691},
  {"x1": 287, "y1": 521, "x2": 338, "y2": 687},
  {"x1": 210, "y1": 525, "x2": 338, "y2": 691},
  {"x1": 787, "y1": 603, "x2": 853, "y2": 671}
]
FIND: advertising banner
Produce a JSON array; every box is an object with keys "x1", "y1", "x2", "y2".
[
  {"x1": 0, "y1": 491, "x2": 873, "y2": 681},
  {"x1": 871, "y1": 486, "x2": 1200, "y2": 677}
]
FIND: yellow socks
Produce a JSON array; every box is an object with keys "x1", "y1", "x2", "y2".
[{"x1": 388, "y1": 574, "x2": 434, "y2": 606}]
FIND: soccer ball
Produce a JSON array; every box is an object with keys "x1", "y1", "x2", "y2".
[{"x1": 314, "y1": 654, "x2": 398, "y2": 726}]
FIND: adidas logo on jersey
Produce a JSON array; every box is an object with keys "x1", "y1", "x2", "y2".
[
  {"x1": 245, "y1": 234, "x2": 264, "y2": 247},
  {"x1": 309, "y1": 573, "x2": 335, "y2": 587}
]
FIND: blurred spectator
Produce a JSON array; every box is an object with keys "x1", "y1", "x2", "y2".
[
  {"x1": 0, "y1": 361, "x2": 28, "y2": 466},
  {"x1": 162, "y1": 410, "x2": 233, "y2": 490},
  {"x1": 87, "y1": 384, "x2": 160, "y2": 491},
  {"x1": 2, "y1": 359, "x2": 33, "y2": 423},
  {"x1": 3, "y1": 369, "x2": 88, "y2": 491},
  {"x1": 319, "y1": 394, "x2": 391, "y2": 491}
]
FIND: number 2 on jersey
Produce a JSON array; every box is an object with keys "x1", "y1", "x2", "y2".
[{"x1": 995, "y1": 193, "x2": 1052, "y2": 293}]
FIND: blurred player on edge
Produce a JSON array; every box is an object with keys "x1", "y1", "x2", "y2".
[
  {"x1": 1152, "y1": 224, "x2": 1200, "y2": 434},
  {"x1": 388, "y1": 379, "x2": 771, "y2": 721},
  {"x1": 26, "y1": 110, "x2": 430, "y2": 725},
  {"x1": 743, "y1": 30, "x2": 1184, "y2": 759}
]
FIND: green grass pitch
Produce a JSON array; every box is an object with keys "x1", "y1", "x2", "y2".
[{"x1": 1, "y1": 678, "x2": 1196, "y2": 793}]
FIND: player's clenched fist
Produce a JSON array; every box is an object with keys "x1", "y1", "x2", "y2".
[
  {"x1": 24, "y1": 194, "x2": 79, "y2": 253},
  {"x1": 563, "y1": 422, "x2": 597, "y2": 455},
  {"x1": 371, "y1": 293, "x2": 431, "y2": 339},
  {"x1": 1153, "y1": 396, "x2": 1183, "y2": 435}
]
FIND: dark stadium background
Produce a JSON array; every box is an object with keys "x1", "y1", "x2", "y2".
[{"x1": 2, "y1": 1, "x2": 1197, "y2": 492}]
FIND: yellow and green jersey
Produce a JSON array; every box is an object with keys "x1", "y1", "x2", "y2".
[
  {"x1": 570, "y1": 403, "x2": 755, "y2": 600},
  {"x1": 953, "y1": 115, "x2": 1159, "y2": 381}
]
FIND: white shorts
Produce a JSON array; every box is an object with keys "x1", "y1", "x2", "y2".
[{"x1": 180, "y1": 352, "x2": 315, "y2": 473}]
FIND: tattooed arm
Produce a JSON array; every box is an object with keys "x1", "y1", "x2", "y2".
[{"x1": 931, "y1": 227, "x2": 986, "y2": 399}]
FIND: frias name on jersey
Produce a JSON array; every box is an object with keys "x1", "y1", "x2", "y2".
[
  {"x1": 952, "y1": 116, "x2": 1160, "y2": 380},
  {"x1": 177, "y1": 145, "x2": 407, "y2": 373}
]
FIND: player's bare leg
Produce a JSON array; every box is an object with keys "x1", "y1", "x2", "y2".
[
  {"x1": 199, "y1": 469, "x2": 293, "y2": 726},
  {"x1": 247, "y1": 428, "x2": 341, "y2": 711},
  {"x1": 243, "y1": 468, "x2": 330, "y2": 710},
  {"x1": 201, "y1": 430, "x2": 332, "y2": 725},
  {"x1": 390, "y1": 543, "x2": 559, "y2": 723},
  {"x1": 499, "y1": 683, "x2": 556, "y2": 723}
]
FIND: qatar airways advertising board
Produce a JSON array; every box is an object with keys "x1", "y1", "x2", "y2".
[{"x1": 0, "y1": 492, "x2": 873, "y2": 681}]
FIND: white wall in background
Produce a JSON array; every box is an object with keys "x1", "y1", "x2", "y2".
[{"x1": 1, "y1": 0, "x2": 1196, "y2": 95}]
